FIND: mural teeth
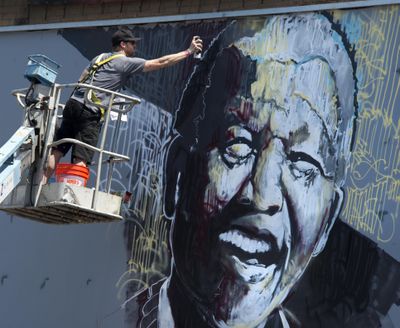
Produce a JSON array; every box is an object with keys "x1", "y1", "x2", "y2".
[
  {"x1": 237, "y1": 233, "x2": 244, "y2": 247},
  {"x1": 219, "y1": 230, "x2": 270, "y2": 253}
]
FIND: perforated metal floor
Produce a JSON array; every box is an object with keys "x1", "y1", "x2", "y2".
[{"x1": 2, "y1": 202, "x2": 122, "y2": 224}]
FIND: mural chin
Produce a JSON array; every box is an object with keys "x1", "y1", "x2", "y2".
[
  {"x1": 231, "y1": 256, "x2": 277, "y2": 284},
  {"x1": 218, "y1": 262, "x2": 285, "y2": 327},
  {"x1": 213, "y1": 270, "x2": 283, "y2": 328}
]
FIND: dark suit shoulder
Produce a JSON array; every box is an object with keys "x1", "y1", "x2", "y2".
[{"x1": 284, "y1": 220, "x2": 400, "y2": 327}]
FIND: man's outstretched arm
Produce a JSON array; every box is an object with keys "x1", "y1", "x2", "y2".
[{"x1": 143, "y1": 36, "x2": 202, "y2": 72}]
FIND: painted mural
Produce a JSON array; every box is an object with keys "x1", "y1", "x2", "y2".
[
  {"x1": 160, "y1": 14, "x2": 358, "y2": 327},
  {"x1": 0, "y1": 4, "x2": 400, "y2": 328},
  {"x1": 61, "y1": 6, "x2": 400, "y2": 327}
]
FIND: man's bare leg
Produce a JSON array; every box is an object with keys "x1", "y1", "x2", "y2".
[
  {"x1": 42, "y1": 148, "x2": 63, "y2": 184},
  {"x1": 72, "y1": 157, "x2": 87, "y2": 167}
]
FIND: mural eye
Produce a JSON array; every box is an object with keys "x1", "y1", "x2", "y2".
[
  {"x1": 289, "y1": 161, "x2": 318, "y2": 180},
  {"x1": 221, "y1": 140, "x2": 255, "y2": 167},
  {"x1": 287, "y1": 151, "x2": 328, "y2": 181}
]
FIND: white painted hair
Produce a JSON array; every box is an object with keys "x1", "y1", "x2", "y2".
[{"x1": 235, "y1": 13, "x2": 356, "y2": 185}]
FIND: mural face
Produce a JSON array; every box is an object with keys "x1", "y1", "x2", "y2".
[{"x1": 166, "y1": 14, "x2": 356, "y2": 327}]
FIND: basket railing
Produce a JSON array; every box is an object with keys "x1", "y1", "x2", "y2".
[{"x1": 12, "y1": 83, "x2": 141, "y2": 211}]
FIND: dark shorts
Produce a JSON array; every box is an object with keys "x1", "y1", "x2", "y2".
[{"x1": 54, "y1": 98, "x2": 101, "y2": 164}]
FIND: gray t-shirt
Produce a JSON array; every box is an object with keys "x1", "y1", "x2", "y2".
[{"x1": 71, "y1": 52, "x2": 145, "y2": 112}]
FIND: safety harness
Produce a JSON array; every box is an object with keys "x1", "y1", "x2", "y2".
[{"x1": 79, "y1": 53, "x2": 125, "y2": 118}]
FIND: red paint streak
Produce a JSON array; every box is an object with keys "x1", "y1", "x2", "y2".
[{"x1": 227, "y1": 98, "x2": 254, "y2": 123}]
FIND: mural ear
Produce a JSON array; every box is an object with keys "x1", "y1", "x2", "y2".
[
  {"x1": 312, "y1": 186, "x2": 344, "y2": 257},
  {"x1": 163, "y1": 138, "x2": 187, "y2": 219},
  {"x1": 164, "y1": 169, "x2": 182, "y2": 220}
]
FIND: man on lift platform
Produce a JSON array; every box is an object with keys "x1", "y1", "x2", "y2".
[{"x1": 43, "y1": 28, "x2": 203, "y2": 184}]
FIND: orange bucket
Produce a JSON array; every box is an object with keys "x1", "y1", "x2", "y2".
[{"x1": 55, "y1": 163, "x2": 90, "y2": 187}]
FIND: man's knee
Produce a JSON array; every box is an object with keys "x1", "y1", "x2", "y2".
[{"x1": 72, "y1": 157, "x2": 87, "y2": 167}]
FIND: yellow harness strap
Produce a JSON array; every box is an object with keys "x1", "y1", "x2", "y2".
[
  {"x1": 81, "y1": 53, "x2": 125, "y2": 118},
  {"x1": 92, "y1": 53, "x2": 125, "y2": 71}
]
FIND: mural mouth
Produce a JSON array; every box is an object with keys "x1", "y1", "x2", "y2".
[
  {"x1": 219, "y1": 230, "x2": 271, "y2": 254},
  {"x1": 218, "y1": 225, "x2": 281, "y2": 268}
]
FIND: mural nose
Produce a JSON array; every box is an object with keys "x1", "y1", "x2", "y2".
[
  {"x1": 238, "y1": 180, "x2": 253, "y2": 205},
  {"x1": 252, "y1": 140, "x2": 284, "y2": 213}
]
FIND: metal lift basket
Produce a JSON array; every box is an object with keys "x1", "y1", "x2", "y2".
[{"x1": 0, "y1": 57, "x2": 140, "y2": 224}]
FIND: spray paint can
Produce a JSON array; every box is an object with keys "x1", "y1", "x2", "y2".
[
  {"x1": 193, "y1": 52, "x2": 202, "y2": 59},
  {"x1": 193, "y1": 36, "x2": 202, "y2": 59}
]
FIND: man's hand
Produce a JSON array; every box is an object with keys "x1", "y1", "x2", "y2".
[
  {"x1": 188, "y1": 36, "x2": 203, "y2": 55},
  {"x1": 143, "y1": 35, "x2": 204, "y2": 72}
]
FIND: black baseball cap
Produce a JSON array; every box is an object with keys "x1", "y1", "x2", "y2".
[{"x1": 112, "y1": 28, "x2": 141, "y2": 47}]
